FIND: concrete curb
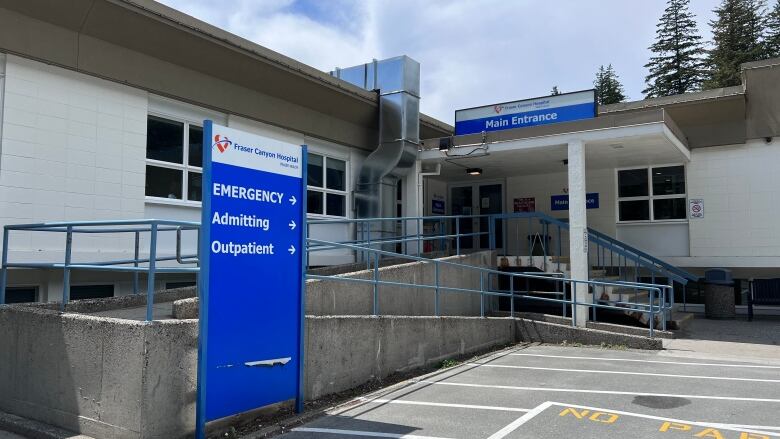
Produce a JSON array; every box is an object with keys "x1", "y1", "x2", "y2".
[
  {"x1": 515, "y1": 318, "x2": 663, "y2": 350},
  {"x1": 514, "y1": 312, "x2": 676, "y2": 339},
  {"x1": 0, "y1": 410, "x2": 93, "y2": 439}
]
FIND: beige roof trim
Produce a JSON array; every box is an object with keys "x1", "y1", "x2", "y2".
[
  {"x1": 120, "y1": 0, "x2": 378, "y2": 103},
  {"x1": 600, "y1": 86, "x2": 745, "y2": 114},
  {"x1": 741, "y1": 56, "x2": 780, "y2": 70},
  {"x1": 119, "y1": 0, "x2": 452, "y2": 131}
]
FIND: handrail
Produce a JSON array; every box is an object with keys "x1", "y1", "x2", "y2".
[
  {"x1": 1, "y1": 212, "x2": 689, "y2": 332},
  {"x1": 307, "y1": 214, "x2": 493, "y2": 224},
  {"x1": 586, "y1": 227, "x2": 698, "y2": 283},
  {"x1": 490, "y1": 212, "x2": 698, "y2": 285},
  {"x1": 307, "y1": 238, "x2": 670, "y2": 336},
  {"x1": 314, "y1": 212, "x2": 698, "y2": 286},
  {"x1": 1, "y1": 219, "x2": 200, "y2": 321}
]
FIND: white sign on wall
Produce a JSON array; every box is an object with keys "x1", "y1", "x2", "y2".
[{"x1": 689, "y1": 199, "x2": 704, "y2": 218}]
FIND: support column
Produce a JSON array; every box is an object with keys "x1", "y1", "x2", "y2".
[
  {"x1": 567, "y1": 139, "x2": 589, "y2": 326},
  {"x1": 404, "y1": 161, "x2": 423, "y2": 255}
]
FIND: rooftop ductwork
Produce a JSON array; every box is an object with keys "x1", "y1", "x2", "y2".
[{"x1": 332, "y1": 56, "x2": 421, "y2": 222}]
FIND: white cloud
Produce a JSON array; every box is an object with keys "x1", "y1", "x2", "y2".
[{"x1": 158, "y1": 0, "x2": 718, "y2": 125}]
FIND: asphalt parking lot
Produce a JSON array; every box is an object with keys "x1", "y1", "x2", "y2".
[{"x1": 282, "y1": 343, "x2": 780, "y2": 439}]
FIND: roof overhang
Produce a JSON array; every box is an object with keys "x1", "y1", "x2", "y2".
[
  {"x1": 420, "y1": 109, "x2": 689, "y2": 179},
  {"x1": 0, "y1": 0, "x2": 453, "y2": 144}
]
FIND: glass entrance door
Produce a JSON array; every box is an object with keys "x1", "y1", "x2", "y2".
[{"x1": 450, "y1": 183, "x2": 504, "y2": 252}]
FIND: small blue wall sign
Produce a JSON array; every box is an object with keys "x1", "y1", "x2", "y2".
[
  {"x1": 196, "y1": 121, "x2": 306, "y2": 437},
  {"x1": 432, "y1": 199, "x2": 445, "y2": 215},
  {"x1": 551, "y1": 193, "x2": 599, "y2": 211}
]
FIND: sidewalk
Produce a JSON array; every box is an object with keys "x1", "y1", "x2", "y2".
[{"x1": 662, "y1": 314, "x2": 780, "y2": 364}]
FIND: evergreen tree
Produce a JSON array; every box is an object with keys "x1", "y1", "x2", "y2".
[
  {"x1": 594, "y1": 64, "x2": 627, "y2": 105},
  {"x1": 643, "y1": 0, "x2": 706, "y2": 98},
  {"x1": 706, "y1": 0, "x2": 766, "y2": 88},
  {"x1": 550, "y1": 86, "x2": 561, "y2": 95},
  {"x1": 766, "y1": 0, "x2": 780, "y2": 57}
]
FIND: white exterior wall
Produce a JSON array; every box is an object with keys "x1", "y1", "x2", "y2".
[
  {"x1": 687, "y1": 139, "x2": 780, "y2": 260},
  {"x1": 0, "y1": 54, "x2": 367, "y2": 297},
  {"x1": 0, "y1": 55, "x2": 148, "y2": 260},
  {"x1": 503, "y1": 168, "x2": 615, "y2": 257},
  {"x1": 0, "y1": 55, "x2": 149, "y2": 300},
  {"x1": 505, "y1": 169, "x2": 616, "y2": 233}
]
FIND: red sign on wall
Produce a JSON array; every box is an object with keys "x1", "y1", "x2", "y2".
[{"x1": 514, "y1": 197, "x2": 536, "y2": 212}]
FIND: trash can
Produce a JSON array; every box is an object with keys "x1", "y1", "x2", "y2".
[{"x1": 703, "y1": 268, "x2": 735, "y2": 319}]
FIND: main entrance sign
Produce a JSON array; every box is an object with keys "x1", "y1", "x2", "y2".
[
  {"x1": 196, "y1": 121, "x2": 306, "y2": 437},
  {"x1": 454, "y1": 89, "x2": 597, "y2": 136}
]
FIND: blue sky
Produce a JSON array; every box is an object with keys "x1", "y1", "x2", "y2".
[{"x1": 158, "y1": 0, "x2": 721, "y2": 125}]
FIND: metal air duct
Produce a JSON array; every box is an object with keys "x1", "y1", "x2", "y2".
[{"x1": 332, "y1": 56, "x2": 421, "y2": 246}]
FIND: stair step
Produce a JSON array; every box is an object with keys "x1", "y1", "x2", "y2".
[{"x1": 668, "y1": 311, "x2": 694, "y2": 330}]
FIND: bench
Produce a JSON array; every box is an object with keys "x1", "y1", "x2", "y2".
[{"x1": 749, "y1": 279, "x2": 780, "y2": 321}]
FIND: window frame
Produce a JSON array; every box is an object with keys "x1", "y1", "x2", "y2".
[
  {"x1": 306, "y1": 151, "x2": 349, "y2": 219},
  {"x1": 144, "y1": 112, "x2": 204, "y2": 207},
  {"x1": 615, "y1": 164, "x2": 688, "y2": 224}
]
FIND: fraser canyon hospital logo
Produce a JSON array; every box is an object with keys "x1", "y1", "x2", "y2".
[
  {"x1": 213, "y1": 134, "x2": 232, "y2": 153},
  {"x1": 494, "y1": 105, "x2": 503, "y2": 114}
]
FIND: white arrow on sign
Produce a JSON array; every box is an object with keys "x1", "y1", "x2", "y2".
[
  {"x1": 288, "y1": 245, "x2": 296, "y2": 255},
  {"x1": 288, "y1": 220, "x2": 296, "y2": 230},
  {"x1": 289, "y1": 195, "x2": 297, "y2": 205}
]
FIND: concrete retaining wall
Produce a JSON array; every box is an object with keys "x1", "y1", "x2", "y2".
[
  {"x1": 172, "y1": 297, "x2": 199, "y2": 319},
  {"x1": 515, "y1": 312, "x2": 675, "y2": 339},
  {"x1": 306, "y1": 251, "x2": 494, "y2": 316},
  {"x1": 0, "y1": 306, "x2": 197, "y2": 439},
  {"x1": 305, "y1": 316, "x2": 515, "y2": 399},
  {"x1": 515, "y1": 318, "x2": 663, "y2": 349},
  {"x1": 25, "y1": 287, "x2": 196, "y2": 314},
  {"x1": 0, "y1": 298, "x2": 660, "y2": 438}
]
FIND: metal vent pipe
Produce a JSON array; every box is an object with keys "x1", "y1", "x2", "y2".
[{"x1": 332, "y1": 56, "x2": 421, "y2": 248}]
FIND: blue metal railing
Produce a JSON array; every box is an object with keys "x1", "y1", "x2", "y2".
[
  {"x1": 1, "y1": 213, "x2": 686, "y2": 334},
  {"x1": 306, "y1": 238, "x2": 671, "y2": 336},
  {"x1": 307, "y1": 212, "x2": 697, "y2": 321},
  {"x1": 307, "y1": 214, "x2": 493, "y2": 259},
  {"x1": 308, "y1": 213, "x2": 696, "y2": 280},
  {"x1": 0, "y1": 219, "x2": 199, "y2": 321}
]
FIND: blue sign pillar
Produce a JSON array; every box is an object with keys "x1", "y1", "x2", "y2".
[{"x1": 196, "y1": 121, "x2": 306, "y2": 438}]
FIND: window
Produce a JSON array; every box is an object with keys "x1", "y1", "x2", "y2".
[
  {"x1": 617, "y1": 166, "x2": 686, "y2": 222},
  {"x1": 4, "y1": 287, "x2": 37, "y2": 304},
  {"x1": 307, "y1": 152, "x2": 347, "y2": 217},
  {"x1": 145, "y1": 115, "x2": 203, "y2": 202},
  {"x1": 70, "y1": 284, "x2": 114, "y2": 301}
]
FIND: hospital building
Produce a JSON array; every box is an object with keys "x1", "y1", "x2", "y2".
[{"x1": 1, "y1": 0, "x2": 779, "y2": 319}]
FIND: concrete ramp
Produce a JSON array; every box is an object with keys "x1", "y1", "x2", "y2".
[{"x1": 306, "y1": 251, "x2": 495, "y2": 316}]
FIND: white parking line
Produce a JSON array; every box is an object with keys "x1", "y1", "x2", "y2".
[
  {"x1": 291, "y1": 427, "x2": 457, "y2": 439},
  {"x1": 705, "y1": 423, "x2": 780, "y2": 432},
  {"x1": 485, "y1": 402, "x2": 553, "y2": 439},
  {"x1": 357, "y1": 397, "x2": 529, "y2": 412},
  {"x1": 417, "y1": 380, "x2": 780, "y2": 403},
  {"x1": 467, "y1": 362, "x2": 780, "y2": 383},
  {"x1": 509, "y1": 353, "x2": 780, "y2": 369}
]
